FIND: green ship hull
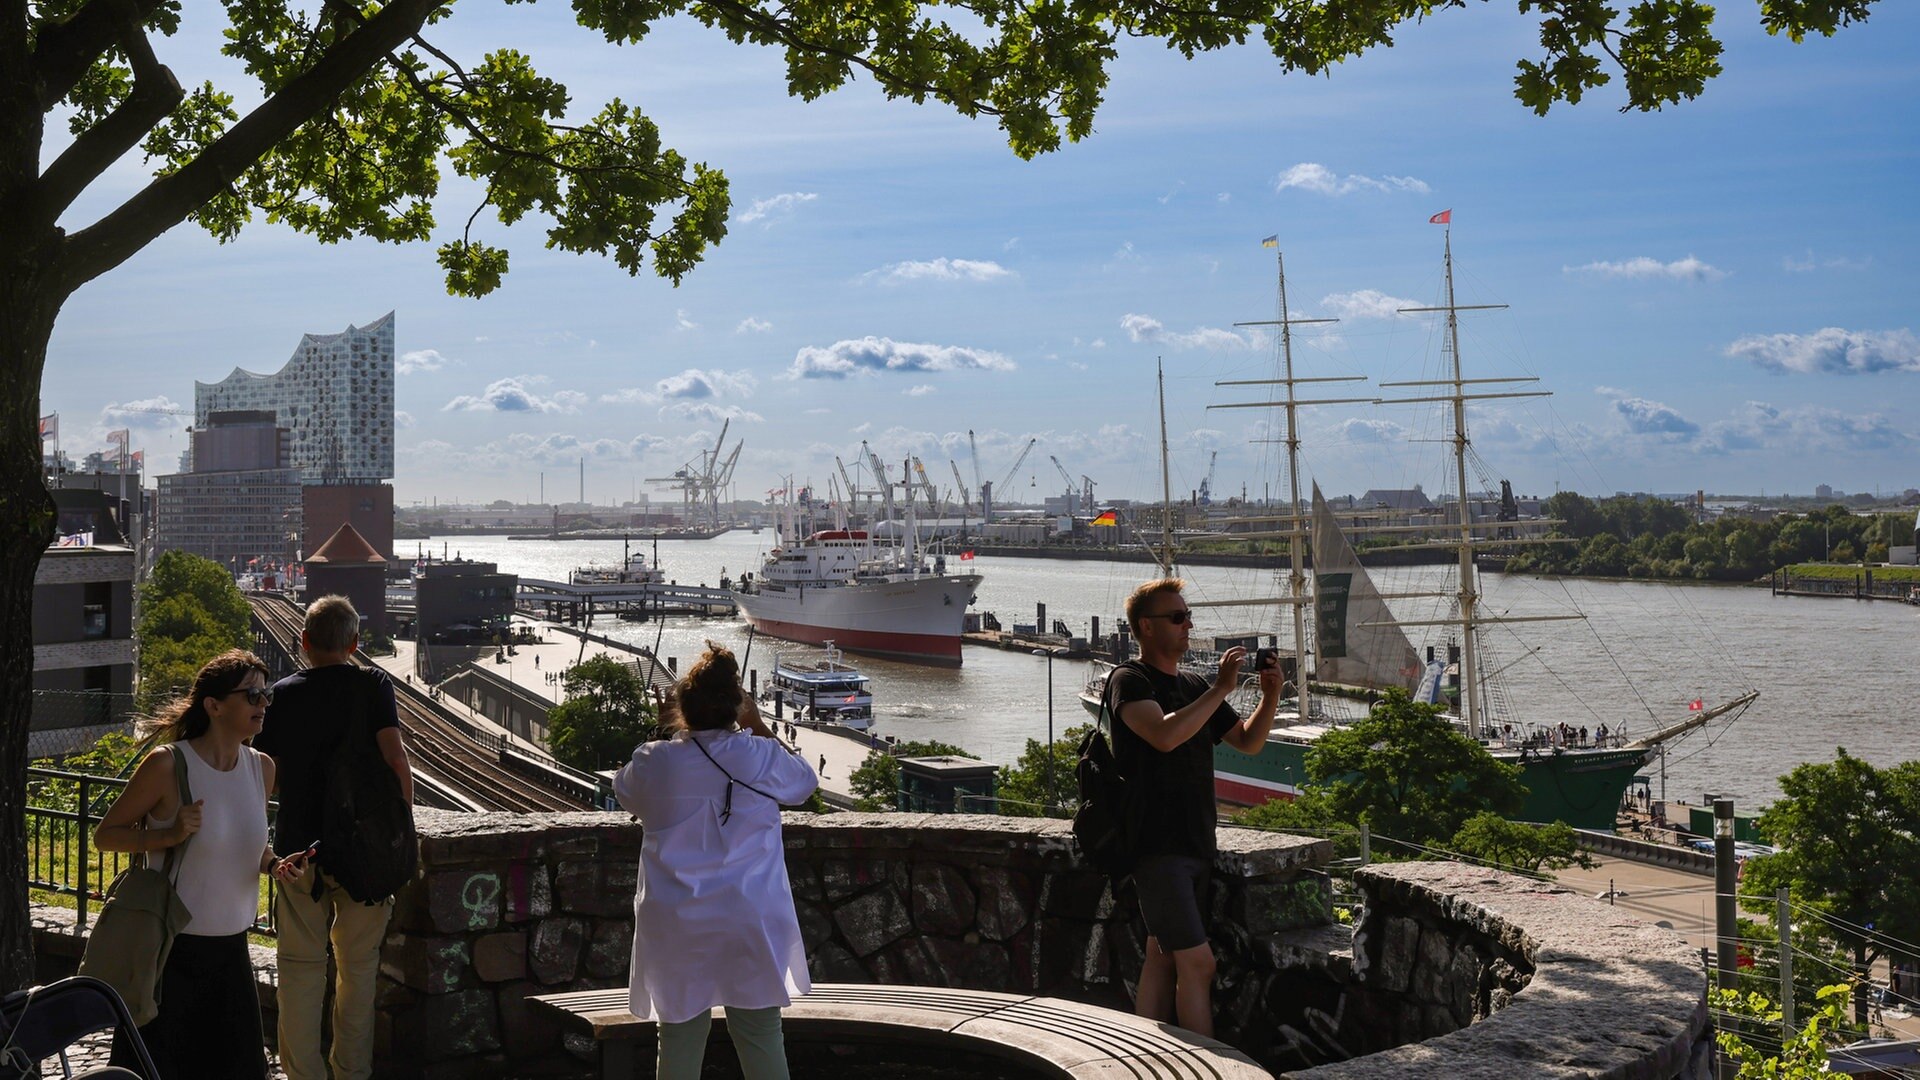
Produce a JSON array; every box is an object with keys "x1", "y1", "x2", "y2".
[{"x1": 1212, "y1": 732, "x2": 1651, "y2": 833}]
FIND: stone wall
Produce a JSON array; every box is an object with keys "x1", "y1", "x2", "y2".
[
  {"x1": 1291, "y1": 862, "x2": 1715, "y2": 1080},
  {"x1": 377, "y1": 810, "x2": 1333, "y2": 1077}
]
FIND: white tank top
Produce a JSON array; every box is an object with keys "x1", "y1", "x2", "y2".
[{"x1": 145, "y1": 742, "x2": 269, "y2": 936}]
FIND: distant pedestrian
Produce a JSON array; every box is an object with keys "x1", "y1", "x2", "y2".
[
  {"x1": 255, "y1": 596, "x2": 415, "y2": 1080},
  {"x1": 818, "y1": 754, "x2": 828, "y2": 779}
]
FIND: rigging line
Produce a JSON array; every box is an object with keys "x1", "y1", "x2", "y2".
[
  {"x1": 1565, "y1": 577, "x2": 1664, "y2": 723},
  {"x1": 1781, "y1": 899, "x2": 1920, "y2": 958}
]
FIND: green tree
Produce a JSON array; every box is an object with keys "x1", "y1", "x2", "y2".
[
  {"x1": 1233, "y1": 788, "x2": 1341, "y2": 832},
  {"x1": 994, "y1": 725, "x2": 1086, "y2": 817},
  {"x1": 1741, "y1": 750, "x2": 1920, "y2": 1025},
  {"x1": 1447, "y1": 812, "x2": 1594, "y2": 875},
  {"x1": 0, "y1": 0, "x2": 1885, "y2": 997},
  {"x1": 1575, "y1": 533, "x2": 1628, "y2": 576},
  {"x1": 1306, "y1": 689, "x2": 1527, "y2": 847},
  {"x1": 133, "y1": 552, "x2": 252, "y2": 711},
  {"x1": 848, "y1": 740, "x2": 973, "y2": 811},
  {"x1": 1712, "y1": 983, "x2": 1853, "y2": 1079},
  {"x1": 544, "y1": 656, "x2": 657, "y2": 771},
  {"x1": 1544, "y1": 491, "x2": 1604, "y2": 538}
]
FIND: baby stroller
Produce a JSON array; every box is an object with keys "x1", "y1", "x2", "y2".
[{"x1": 0, "y1": 976, "x2": 158, "y2": 1079}]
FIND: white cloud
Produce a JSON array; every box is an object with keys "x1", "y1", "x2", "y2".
[
  {"x1": 1705, "y1": 400, "x2": 1917, "y2": 455},
  {"x1": 443, "y1": 376, "x2": 582, "y2": 414},
  {"x1": 1118, "y1": 313, "x2": 1256, "y2": 351},
  {"x1": 737, "y1": 191, "x2": 818, "y2": 224},
  {"x1": 667, "y1": 402, "x2": 764, "y2": 423},
  {"x1": 1597, "y1": 386, "x2": 1700, "y2": 438},
  {"x1": 904, "y1": 385, "x2": 937, "y2": 397},
  {"x1": 395, "y1": 410, "x2": 416, "y2": 429},
  {"x1": 1564, "y1": 256, "x2": 1727, "y2": 281},
  {"x1": 1332, "y1": 418, "x2": 1406, "y2": 444},
  {"x1": 786, "y1": 337, "x2": 1016, "y2": 379},
  {"x1": 1003, "y1": 237, "x2": 1021, "y2": 251},
  {"x1": 860, "y1": 258, "x2": 1015, "y2": 285},
  {"x1": 1216, "y1": 192, "x2": 1231, "y2": 203},
  {"x1": 601, "y1": 368, "x2": 756, "y2": 406},
  {"x1": 674, "y1": 309, "x2": 699, "y2": 332},
  {"x1": 1725, "y1": 327, "x2": 1920, "y2": 375},
  {"x1": 1318, "y1": 290, "x2": 1423, "y2": 321},
  {"x1": 736, "y1": 316, "x2": 772, "y2": 334},
  {"x1": 99, "y1": 395, "x2": 187, "y2": 429},
  {"x1": 1782, "y1": 250, "x2": 1872, "y2": 273},
  {"x1": 1275, "y1": 163, "x2": 1430, "y2": 197},
  {"x1": 1157, "y1": 182, "x2": 1185, "y2": 205},
  {"x1": 397, "y1": 348, "x2": 455, "y2": 375}
]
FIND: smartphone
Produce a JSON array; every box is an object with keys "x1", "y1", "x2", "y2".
[{"x1": 1254, "y1": 647, "x2": 1279, "y2": 672}]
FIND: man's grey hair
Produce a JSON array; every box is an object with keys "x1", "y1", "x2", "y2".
[{"x1": 304, "y1": 594, "x2": 361, "y2": 653}]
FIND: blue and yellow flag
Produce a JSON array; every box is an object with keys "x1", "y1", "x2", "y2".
[{"x1": 1260, "y1": 235, "x2": 1279, "y2": 248}]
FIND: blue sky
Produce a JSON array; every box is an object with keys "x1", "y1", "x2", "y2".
[{"x1": 40, "y1": 1, "x2": 1920, "y2": 507}]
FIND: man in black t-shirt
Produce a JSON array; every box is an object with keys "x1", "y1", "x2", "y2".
[
  {"x1": 1111, "y1": 578, "x2": 1282, "y2": 1038},
  {"x1": 254, "y1": 595, "x2": 412, "y2": 1080}
]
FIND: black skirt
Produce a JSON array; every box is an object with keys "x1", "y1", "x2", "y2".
[{"x1": 111, "y1": 931, "x2": 267, "y2": 1080}]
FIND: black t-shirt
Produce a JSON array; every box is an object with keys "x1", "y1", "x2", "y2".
[
  {"x1": 1107, "y1": 662, "x2": 1238, "y2": 859},
  {"x1": 254, "y1": 665, "x2": 399, "y2": 858}
]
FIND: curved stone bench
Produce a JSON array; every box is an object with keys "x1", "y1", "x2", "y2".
[
  {"x1": 1292, "y1": 862, "x2": 1712, "y2": 1079},
  {"x1": 532, "y1": 983, "x2": 1270, "y2": 1078}
]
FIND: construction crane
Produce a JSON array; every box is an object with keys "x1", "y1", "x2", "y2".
[
  {"x1": 1197, "y1": 450, "x2": 1219, "y2": 505},
  {"x1": 948, "y1": 460, "x2": 973, "y2": 514},
  {"x1": 862, "y1": 443, "x2": 896, "y2": 523},
  {"x1": 997, "y1": 437, "x2": 1038, "y2": 492},
  {"x1": 1047, "y1": 455, "x2": 1078, "y2": 516},
  {"x1": 966, "y1": 430, "x2": 984, "y2": 495}
]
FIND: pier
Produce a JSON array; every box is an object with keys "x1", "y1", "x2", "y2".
[{"x1": 513, "y1": 576, "x2": 736, "y2": 623}]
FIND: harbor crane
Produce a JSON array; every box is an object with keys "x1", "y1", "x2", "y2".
[
  {"x1": 834, "y1": 456, "x2": 862, "y2": 518},
  {"x1": 1047, "y1": 455, "x2": 1079, "y2": 516},
  {"x1": 948, "y1": 460, "x2": 973, "y2": 514},
  {"x1": 645, "y1": 418, "x2": 742, "y2": 530},
  {"x1": 910, "y1": 457, "x2": 942, "y2": 517},
  {"x1": 1198, "y1": 450, "x2": 1218, "y2": 506}
]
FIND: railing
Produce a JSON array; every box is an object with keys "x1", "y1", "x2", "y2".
[{"x1": 27, "y1": 766, "x2": 280, "y2": 938}]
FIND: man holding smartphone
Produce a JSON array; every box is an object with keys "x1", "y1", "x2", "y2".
[{"x1": 1109, "y1": 578, "x2": 1283, "y2": 1038}]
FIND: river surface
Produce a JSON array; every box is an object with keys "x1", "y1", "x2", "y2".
[{"x1": 419, "y1": 532, "x2": 1918, "y2": 809}]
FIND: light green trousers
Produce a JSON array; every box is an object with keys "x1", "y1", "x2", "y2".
[{"x1": 656, "y1": 1006, "x2": 790, "y2": 1080}]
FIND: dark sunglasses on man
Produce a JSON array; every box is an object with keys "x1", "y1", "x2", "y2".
[
  {"x1": 221, "y1": 687, "x2": 275, "y2": 706},
  {"x1": 1143, "y1": 609, "x2": 1192, "y2": 626}
]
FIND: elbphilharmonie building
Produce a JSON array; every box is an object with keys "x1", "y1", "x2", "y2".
[{"x1": 193, "y1": 312, "x2": 395, "y2": 482}]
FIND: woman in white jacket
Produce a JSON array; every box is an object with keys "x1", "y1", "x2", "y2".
[{"x1": 615, "y1": 642, "x2": 818, "y2": 1080}]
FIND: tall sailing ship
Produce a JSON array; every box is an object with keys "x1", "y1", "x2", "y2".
[
  {"x1": 731, "y1": 469, "x2": 983, "y2": 666},
  {"x1": 1086, "y1": 231, "x2": 1757, "y2": 832}
]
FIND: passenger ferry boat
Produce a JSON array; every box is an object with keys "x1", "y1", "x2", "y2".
[
  {"x1": 570, "y1": 537, "x2": 666, "y2": 586},
  {"x1": 764, "y1": 643, "x2": 875, "y2": 730}
]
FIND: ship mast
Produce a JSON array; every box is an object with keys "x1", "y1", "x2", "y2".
[
  {"x1": 1156, "y1": 359, "x2": 1176, "y2": 574},
  {"x1": 1208, "y1": 245, "x2": 1362, "y2": 720},
  {"x1": 1382, "y1": 221, "x2": 1549, "y2": 738}
]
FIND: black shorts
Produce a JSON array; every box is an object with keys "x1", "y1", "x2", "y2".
[{"x1": 1131, "y1": 853, "x2": 1211, "y2": 952}]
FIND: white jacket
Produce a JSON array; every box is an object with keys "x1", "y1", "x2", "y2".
[{"x1": 614, "y1": 728, "x2": 819, "y2": 1024}]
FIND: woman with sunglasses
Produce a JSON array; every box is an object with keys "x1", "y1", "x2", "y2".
[
  {"x1": 615, "y1": 642, "x2": 817, "y2": 1080},
  {"x1": 95, "y1": 649, "x2": 287, "y2": 1078}
]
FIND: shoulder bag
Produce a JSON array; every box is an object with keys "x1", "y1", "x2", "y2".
[{"x1": 77, "y1": 746, "x2": 195, "y2": 1027}]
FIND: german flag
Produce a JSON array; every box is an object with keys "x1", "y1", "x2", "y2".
[{"x1": 1091, "y1": 510, "x2": 1118, "y2": 527}]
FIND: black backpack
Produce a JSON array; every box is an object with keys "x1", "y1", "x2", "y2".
[
  {"x1": 1072, "y1": 661, "x2": 1142, "y2": 878},
  {"x1": 319, "y1": 669, "x2": 418, "y2": 903}
]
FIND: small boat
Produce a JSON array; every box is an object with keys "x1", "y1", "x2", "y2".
[
  {"x1": 570, "y1": 536, "x2": 666, "y2": 586},
  {"x1": 765, "y1": 643, "x2": 874, "y2": 730}
]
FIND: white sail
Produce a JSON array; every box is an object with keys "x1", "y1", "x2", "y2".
[{"x1": 1310, "y1": 483, "x2": 1422, "y2": 692}]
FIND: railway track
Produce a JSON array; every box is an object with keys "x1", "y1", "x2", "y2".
[{"x1": 250, "y1": 595, "x2": 591, "y2": 813}]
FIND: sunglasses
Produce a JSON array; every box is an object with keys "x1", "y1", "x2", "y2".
[
  {"x1": 221, "y1": 687, "x2": 274, "y2": 706},
  {"x1": 1143, "y1": 609, "x2": 1192, "y2": 626}
]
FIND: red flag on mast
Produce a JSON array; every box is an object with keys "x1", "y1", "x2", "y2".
[{"x1": 1429, "y1": 209, "x2": 1452, "y2": 224}]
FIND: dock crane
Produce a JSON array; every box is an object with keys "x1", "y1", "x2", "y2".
[
  {"x1": 949, "y1": 460, "x2": 974, "y2": 514},
  {"x1": 1048, "y1": 455, "x2": 1079, "y2": 516},
  {"x1": 645, "y1": 418, "x2": 742, "y2": 529},
  {"x1": 1198, "y1": 450, "x2": 1218, "y2": 506},
  {"x1": 834, "y1": 456, "x2": 862, "y2": 519},
  {"x1": 910, "y1": 457, "x2": 942, "y2": 517}
]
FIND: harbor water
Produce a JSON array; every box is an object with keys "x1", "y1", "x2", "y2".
[{"x1": 418, "y1": 532, "x2": 1918, "y2": 809}]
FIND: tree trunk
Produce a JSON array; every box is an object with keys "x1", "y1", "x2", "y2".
[
  {"x1": 0, "y1": 276, "x2": 62, "y2": 988},
  {"x1": 1855, "y1": 943, "x2": 1871, "y2": 1026}
]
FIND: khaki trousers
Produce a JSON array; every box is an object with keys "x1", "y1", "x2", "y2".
[{"x1": 274, "y1": 870, "x2": 393, "y2": 1080}]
